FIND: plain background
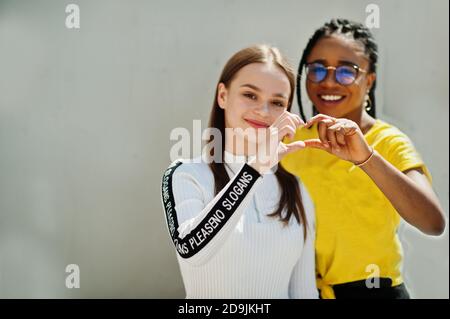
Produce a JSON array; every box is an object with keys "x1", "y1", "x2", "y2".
[{"x1": 0, "y1": 0, "x2": 448, "y2": 298}]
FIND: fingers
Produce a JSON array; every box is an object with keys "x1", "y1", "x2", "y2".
[
  {"x1": 328, "y1": 123, "x2": 349, "y2": 150},
  {"x1": 284, "y1": 116, "x2": 297, "y2": 131},
  {"x1": 274, "y1": 112, "x2": 304, "y2": 141},
  {"x1": 326, "y1": 122, "x2": 354, "y2": 151},
  {"x1": 306, "y1": 116, "x2": 360, "y2": 151},
  {"x1": 329, "y1": 120, "x2": 360, "y2": 148},
  {"x1": 277, "y1": 123, "x2": 296, "y2": 140},
  {"x1": 290, "y1": 113, "x2": 305, "y2": 127},
  {"x1": 273, "y1": 110, "x2": 304, "y2": 128},
  {"x1": 335, "y1": 126, "x2": 347, "y2": 146},
  {"x1": 326, "y1": 126, "x2": 340, "y2": 151},
  {"x1": 317, "y1": 119, "x2": 333, "y2": 148},
  {"x1": 272, "y1": 110, "x2": 289, "y2": 127},
  {"x1": 284, "y1": 140, "x2": 305, "y2": 153},
  {"x1": 341, "y1": 121, "x2": 358, "y2": 136},
  {"x1": 303, "y1": 139, "x2": 329, "y2": 151},
  {"x1": 278, "y1": 140, "x2": 306, "y2": 161},
  {"x1": 304, "y1": 114, "x2": 336, "y2": 129}
]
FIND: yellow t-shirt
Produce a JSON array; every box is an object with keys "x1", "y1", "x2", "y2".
[{"x1": 281, "y1": 119, "x2": 431, "y2": 299}]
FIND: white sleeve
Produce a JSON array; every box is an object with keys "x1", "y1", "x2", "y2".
[
  {"x1": 161, "y1": 160, "x2": 261, "y2": 266},
  {"x1": 288, "y1": 181, "x2": 319, "y2": 299}
]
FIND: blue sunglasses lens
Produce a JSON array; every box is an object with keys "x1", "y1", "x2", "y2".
[
  {"x1": 336, "y1": 66, "x2": 357, "y2": 85},
  {"x1": 307, "y1": 64, "x2": 327, "y2": 82}
]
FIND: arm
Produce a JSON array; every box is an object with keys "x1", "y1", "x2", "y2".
[
  {"x1": 359, "y1": 155, "x2": 446, "y2": 235},
  {"x1": 161, "y1": 161, "x2": 261, "y2": 266},
  {"x1": 303, "y1": 114, "x2": 446, "y2": 236}
]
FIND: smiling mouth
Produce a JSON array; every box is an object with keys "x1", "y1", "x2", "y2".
[
  {"x1": 318, "y1": 94, "x2": 346, "y2": 104},
  {"x1": 244, "y1": 119, "x2": 269, "y2": 128}
]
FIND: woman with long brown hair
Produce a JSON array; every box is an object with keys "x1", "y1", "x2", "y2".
[{"x1": 161, "y1": 44, "x2": 318, "y2": 298}]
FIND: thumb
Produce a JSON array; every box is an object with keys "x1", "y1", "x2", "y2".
[
  {"x1": 284, "y1": 140, "x2": 306, "y2": 155},
  {"x1": 303, "y1": 139, "x2": 329, "y2": 151}
]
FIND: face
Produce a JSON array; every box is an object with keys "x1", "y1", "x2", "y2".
[
  {"x1": 305, "y1": 34, "x2": 376, "y2": 118},
  {"x1": 217, "y1": 62, "x2": 291, "y2": 133}
]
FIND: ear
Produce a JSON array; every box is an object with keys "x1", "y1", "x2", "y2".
[
  {"x1": 217, "y1": 83, "x2": 227, "y2": 109},
  {"x1": 365, "y1": 72, "x2": 376, "y2": 92}
]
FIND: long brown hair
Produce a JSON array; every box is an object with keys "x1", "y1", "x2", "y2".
[{"x1": 206, "y1": 44, "x2": 308, "y2": 238}]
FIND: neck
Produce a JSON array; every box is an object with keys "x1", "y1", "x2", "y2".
[
  {"x1": 343, "y1": 107, "x2": 375, "y2": 135},
  {"x1": 224, "y1": 130, "x2": 254, "y2": 157}
]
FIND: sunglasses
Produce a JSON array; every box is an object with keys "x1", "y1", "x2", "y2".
[{"x1": 305, "y1": 62, "x2": 367, "y2": 86}]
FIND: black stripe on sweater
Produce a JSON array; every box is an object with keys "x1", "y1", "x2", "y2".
[{"x1": 161, "y1": 161, "x2": 260, "y2": 259}]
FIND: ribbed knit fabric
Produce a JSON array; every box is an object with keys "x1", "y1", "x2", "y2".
[{"x1": 161, "y1": 150, "x2": 318, "y2": 299}]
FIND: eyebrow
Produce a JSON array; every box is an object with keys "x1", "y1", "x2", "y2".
[
  {"x1": 308, "y1": 59, "x2": 359, "y2": 67},
  {"x1": 240, "y1": 84, "x2": 288, "y2": 99}
]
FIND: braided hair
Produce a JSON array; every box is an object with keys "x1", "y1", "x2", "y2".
[{"x1": 297, "y1": 18, "x2": 379, "y2": 122}]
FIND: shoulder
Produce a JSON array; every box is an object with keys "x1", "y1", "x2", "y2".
[
  {"x1": 368, "y1": 119, "x2": 431, "y2": 176},
  {"x1": 368, "y1": 119, "x2": 414, "y2": 145},
  {"x1": 162, "y1": 156, "x2": 213, "y2": 187},
  {"x1": 368, "y1": 119, "x2": 423, "y2": 159}
]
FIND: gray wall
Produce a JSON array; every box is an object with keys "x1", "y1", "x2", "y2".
[{"x1": 0, "y1": 0, "x2": 448, "y2": 298}]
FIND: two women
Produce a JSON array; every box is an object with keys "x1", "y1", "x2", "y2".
[{"x1": 161, "y1": 19, "x2": 446, "y2": 299}]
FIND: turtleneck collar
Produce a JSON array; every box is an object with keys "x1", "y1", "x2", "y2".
[{"x1": 223, "y1": 150, "x2": 256, "y2": 175}]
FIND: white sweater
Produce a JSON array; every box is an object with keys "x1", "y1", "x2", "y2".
[{"x1": 161, "y1": 150, "x2": 318, "y2": 299}]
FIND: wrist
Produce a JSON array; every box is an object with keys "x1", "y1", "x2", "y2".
[{"x1": 353, "y1": 147, "x2": 375, "y2": 167}]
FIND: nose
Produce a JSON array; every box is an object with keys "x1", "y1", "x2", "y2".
[
  {"x1": 321, "y1": 68, "x2": 339, "y2": 88},
  {"x1": 254, "y1": 101, "x2": 270, "y2": 115}
]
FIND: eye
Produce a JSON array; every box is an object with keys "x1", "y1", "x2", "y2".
[
  {"x1": 243, "y1": 92, "x2": 257, "y2": 100},
  {"x1": 272, "y1": 100, "x2": 286, "y2": 107}
]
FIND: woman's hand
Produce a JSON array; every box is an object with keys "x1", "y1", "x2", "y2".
[
  {"x1": 303, "y1": 114, "x2": 373, "y2": 165},
  {"x1": 301, "y1": 114, "x2": 446, "y2": 235},
  {"x1": 249, "y1": 110, "x2": 306, "y2": 174}
]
